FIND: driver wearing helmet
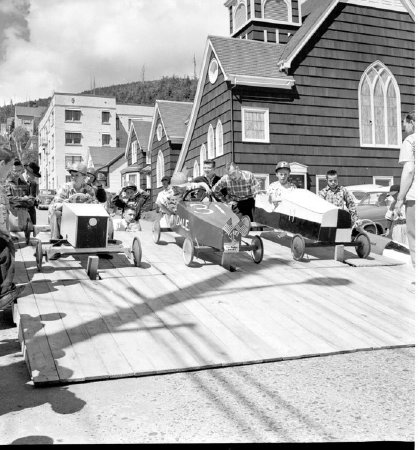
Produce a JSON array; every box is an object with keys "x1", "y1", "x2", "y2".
[{"x1": 155, "y1": 172, "x2": 211, "y2": 215}]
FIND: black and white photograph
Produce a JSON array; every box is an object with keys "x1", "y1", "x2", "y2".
[{"x1": 0, "y1": 0, "x2": 415, "y2": 444}]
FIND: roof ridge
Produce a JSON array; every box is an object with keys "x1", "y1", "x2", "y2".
[
  {"x1": 156, "y1": 99, "x2": 194, "y2": 105},
  {"x1": 209, "y1": 34, "x2": 287, "y2": 49}
]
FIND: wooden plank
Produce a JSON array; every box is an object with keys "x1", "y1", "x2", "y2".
[{"x1": 16, "y1": 283, "x2": 60, "y2": 384}]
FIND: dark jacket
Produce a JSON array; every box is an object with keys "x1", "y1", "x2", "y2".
[{"x1": 193, "y1": 174, "x2": 227, "y2": 201}]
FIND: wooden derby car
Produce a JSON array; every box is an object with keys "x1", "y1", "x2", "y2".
[
  {"x1": 252, "y1": 189, "x2": 371, "y2": 261},
  {"x1": 152, "y1": 188, "x2": 264, "y2": 270},
  {"x1": 34, "y1": 203, "x2": 142, "y2": 279}
]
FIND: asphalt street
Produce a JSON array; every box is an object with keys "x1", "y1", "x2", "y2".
[{"x1": 0, "y1": 209, "x2": 414, "y2": 444}]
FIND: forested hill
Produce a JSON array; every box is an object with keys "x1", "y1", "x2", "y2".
[{"x1": 0, "y1": 76, "x2": 198, "y2": 123}]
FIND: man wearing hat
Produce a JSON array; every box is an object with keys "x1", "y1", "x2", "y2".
[
  {"x1": 155, "y1": 171, "x2": 211, "y2": 215},
  {"x1": 111, "y1": 183, "x2": 150, "y2": 221},
  {"x1": 48, "y1": 162, "x2": 97, "y2": 241},
  {"x1": 23, "y1": 162, "x2": 41, "y2": 224},
  {"x1": 266, "y1": 161, "x2": 297, "y2": 208},
  {"x1": 5, "y1": 160, "x2": 35, "y2": 232},
  {"x1": 212, "y1": 162, "x2": 260, "y2": 221},
  {"x1": 319, "y1": 169, "x2": 359, "y2": 226}
]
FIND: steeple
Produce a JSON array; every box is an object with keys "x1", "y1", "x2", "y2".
[{"x1": 224, "y1": 0, "x2": 302, "y2": 44}]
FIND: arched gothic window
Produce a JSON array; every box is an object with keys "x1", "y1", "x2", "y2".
[
  {"x1": 200, "y1": 144, "x2": 207, "y2": 173},
  {"x1": 263, "y1": 0, "x2": 290, "y2": 22},
  {"x1": 156, "y1": 150, "x2": 165, "y2": 187},
  {"x1": 207, "y1": 125, "x2": 215, "y2": 159},
  {"x1": 234, "y1": 1, "x2": 246, "y2": 31},
  {"x1": 359, "y1": 61, "x2": 401, "y2": 147},
  {"x1": 193, "y1": 160, "x2": 200, "y2": 179},
  {"x1": 215, "y1": 120, "x2": 224, "y2": 157}
]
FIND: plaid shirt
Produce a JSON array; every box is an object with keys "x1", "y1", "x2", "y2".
[
  {"x1": 0, "y1": 183, "x2": 10, "y2": 240},
  {"x1": 212, "y1": 170, "x2": 260, "y2": 202},
  {"x1": 319, "y1": 185, "x2": 358, "y2": 224},
  {"x1": 49, "y1": 182, "x2": 97, "y2": 212}
]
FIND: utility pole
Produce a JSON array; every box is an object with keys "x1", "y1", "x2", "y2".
[{"x1": 193, "y1": 54, "x2": 197, "y2": 80}]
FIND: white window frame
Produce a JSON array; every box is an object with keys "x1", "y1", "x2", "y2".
[
  {"x1": 146, "y1": 151, "x2": 151, "y2": 165},
  {"x1": 146, "y1": 174, "x2": 151, "y2": 189},
  {"x1": 233, "y1": 0, "x2": 247, "y2": 32},
  {"x1": 215, "y1": 120, "x2": 224, "y2": 157},
  {"x1": 208, "y1": 58, "x2": 219, "y2": 84},
  {"x1": 254, "y1": 173, "x2": 270, "y2": 192},
  {"x1": 316, "y1": 175, "x2": 327, "y2": 194},
  {"x1": 207, "y1": 125, "x2": 215, "y2": 159},
  {"x1": 200, "y1": 144, "x2": 207, "y2": 173},
  {"x1": 156, "y1": 150, "x2": 165, "y2": 188},
  {"x1": 157, "y1": 123, "x2": 163, "y2": 141},
  {"x1": 193, "y1": 160, "x2": 200, "y2": 179},
  {"x1": 358, "y1": 61, "x2": 402, "y2": 148},
  {"x1": 264, "y1": 30, "x2": 268, "y2": 42},
  {"x1": 241, "y1": 107, "x2": 270, "y2": 143},
  {"x1": 131, "y1": 141, "x2": 138, "y2": 164},
  {"x1": 102, "y1": 133, "x2": 111, "y2": 146},
  {"x1": 373, "y1": 176, "x2": 394, "y2": 186},
  {"x1": 262, "y1": 0, "x2": 291, "y2": 22}
]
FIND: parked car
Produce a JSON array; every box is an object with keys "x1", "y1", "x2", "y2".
[
  {"x1": 346, "y1": 184, "x2": 390, "y2": 204},
  {"x1": 357, "y1": 190, "x2": 392, "y2": 234},
  {"x1": 37, "y1": 189, "x2": 56, "y2": 210}
]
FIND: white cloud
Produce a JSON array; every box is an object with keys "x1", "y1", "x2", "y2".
[{"x1": 0, "y1": 0, "x2": 228, "y2": 104}]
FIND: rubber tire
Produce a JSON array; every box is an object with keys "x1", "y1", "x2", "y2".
[
  {"x1": 355, "y1": 232, "x2": 371, "y2": 259},
  {"x1": 132, "y1": 237, "x2": 142, "y2": 267},
  {"x1": 291, "y1": 234, "x2": 305, "y2": 261},
  {"x1": 35, "y1": 240, "x2": 43, "y2": 271},
  {"x1": 251, "y1": 235, "x2": 264, "y2": 264},
  {"x1": 182, "y1": 237, "x2": 195, "y2": 267},
  {"x1": 152, "y1": 220, "x2": 161, "y2": 244}
]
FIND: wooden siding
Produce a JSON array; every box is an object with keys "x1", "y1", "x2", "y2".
[
  {"x1": 182, "y1": 51, "x2": 233, "y2": 179},
  {"x1": 230, "y1": 4, "x2": 415, "y2": 188},
  {"x1": 247, "y1": 0, "x2": 251, "y2": 20},
  {"x1": 292, "y1": 0, "x2": 299, "y2": 23},
  {"x1": 254, "y1": 0, "x2": 262, "y2": 18}
]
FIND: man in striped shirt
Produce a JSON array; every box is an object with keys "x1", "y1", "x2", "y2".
[{"x1": 212, "y1": 162, "x2": 260, "y2": 221}]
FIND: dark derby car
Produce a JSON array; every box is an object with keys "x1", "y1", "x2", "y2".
[{"x1": 37, "y1": 189, "x2": 56, "y2": 210}]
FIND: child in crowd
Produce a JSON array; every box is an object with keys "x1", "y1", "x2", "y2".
[{"x1": 113, "y1": 207, "x2": 142, "y2": 232}]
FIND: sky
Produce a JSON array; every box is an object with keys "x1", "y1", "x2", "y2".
[{"x1": 0, "y1": 0, "x2": 229, "y2": 105}]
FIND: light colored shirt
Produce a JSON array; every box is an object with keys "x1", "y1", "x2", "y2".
[
  {"x1": 49, "y1": 182, "x2": 97, "y2": 213},
  {"x1": 399, "y1": 133, "x2": 415, "y2": 201},
  {"x1": 113, "y1": 218, "x2": 141, "y2": 232},
  {"x1": 267, "y1": 181, "x2": 297, "y2": 206},
  {"x1": 319, "y1": 185, "x2": 358, "y2": 225},
  {"x1": 212, "y1": 170, "x2": 260, "y2": 201}
]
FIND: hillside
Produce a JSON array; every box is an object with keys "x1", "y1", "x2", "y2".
[{"x1": 0, "y1": 75, "x2": 198, "y2": 123}]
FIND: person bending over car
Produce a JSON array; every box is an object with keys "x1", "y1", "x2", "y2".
[{"x1": 48, "y1": 162, "x2": 97, "y2": 242}]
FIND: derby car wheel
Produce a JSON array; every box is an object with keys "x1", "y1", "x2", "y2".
[
  {"x1": 132, "y1": 237, "x2": 142, "y2": 267},
  {"x1": 152, "y1": 220, "x2": 161, "y2": 244},
  {"x1": 291, "y1": 234, "x2": 305, "y2": 261},
  {"x1": 355, "y1": 232, "x2": 371, "y2": 259},
  {"x1": 35, "y1": 240, "x2": 43, "y2": 271},
  {"x1": 182, "y1": 237, "x2": 195, "y2": 267},
  {"x1": 251, "y1": 235, "x2": 264, "y2": 264},
  {"x1": 240, "y1": 215, "x2": 251, "y2": 237}
]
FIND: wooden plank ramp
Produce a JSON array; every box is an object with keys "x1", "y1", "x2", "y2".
[{"x1": 15, "y1": 222, "x2": 415, "y2": 386}]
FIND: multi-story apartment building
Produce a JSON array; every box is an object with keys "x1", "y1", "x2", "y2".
[
  {"x1": 38, "y1": 93, "x2": 153, "y2": 190},
  {"x1": 14, "y1": 105, "x2": 47, "y2": 136}
]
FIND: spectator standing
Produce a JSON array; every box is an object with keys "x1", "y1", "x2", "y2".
[
  {"x1": 385, "y1": 184, "x2": 408, "y2": 247},
  {"x1": 22, "y1": 162, "x2": 41, "y2": 225},
  {"x1": 212, "y1": 162, "x2": 260, "y2": 221},
  {"x1": 395, "y1": 111, "x2": 415, "y2": 269},
  {"x1": 0, "y1": 143, "x2": 25, "y2": 309},
  {"x1": 319, "y1": 169, "x2": 358, "y2": 226}
]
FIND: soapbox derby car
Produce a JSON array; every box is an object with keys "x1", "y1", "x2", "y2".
[
  {"x1": 252, "y1": 189, "x2": 372, "y2": 261},
  {"x1": 152, "y1": 188, "x2": 264, "y2": 270},
  {"x1": 34, "y1": 203, "x2": 142, "y2": 279}
]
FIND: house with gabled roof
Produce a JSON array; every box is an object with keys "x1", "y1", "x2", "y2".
[
  {"x1": 124, "y1": 120, "x2": 153, "y2": 194},
  {"x1": 148, "y1": 100, "x2": 193, "y2": 205},
  {"x1": 176, "y1": 0, "x2": 415, "y2": 193}
]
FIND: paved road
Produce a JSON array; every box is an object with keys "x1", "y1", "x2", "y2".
[
  {"x1": 0, "y1": 308, "x2": 414, "y2": 444},
  {"x1": 0, "y1": 209, "x2": 414, "y2": 444}
]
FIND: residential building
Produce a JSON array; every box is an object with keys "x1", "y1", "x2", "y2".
[
  {"x1": 115, "y1": 103, "x2": 153, "y2": 150},
  {"x1": 148, "y1": 100, "x2": 193, "y2": 205},
  {"x1": 14, "y1": 105, "x2": 47, "y2": 135},
  {"x1": 175, "y1": 0, "x2": 415, "y2": 193}
]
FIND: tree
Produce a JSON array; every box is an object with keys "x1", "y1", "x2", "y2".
[{"x1": 10, "y1": 126, "x2": 30, "y2": 162}]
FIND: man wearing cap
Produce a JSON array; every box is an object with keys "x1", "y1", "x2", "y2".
[
  {"x1": 22, "y1": 162, "x2": 41, "y2": 224},
  {"x1": 267, "y1": 161, "x2": 297, "y2": 208},
  {"x1": 319, "y1": 169, "x2": 358, "y2": 226},
  {"x1": 111, "y1": 184, "x2": 150, "y2": 221},
  {"x1": 5, "y1": 160, "x2": 35, "y2": 232},
  {"x1": 212, "y1": 162, "x2": 260, "y2": 221},
  {"x1": 48, "y1": 162, "x2": 97, "y2": 241},
  {"x1": 155, "y1": 172, "x2": 211, "y2": 215}
]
